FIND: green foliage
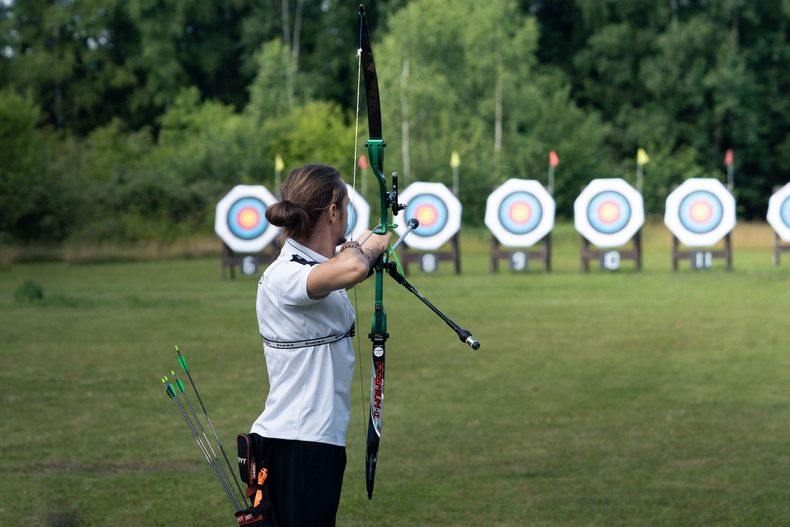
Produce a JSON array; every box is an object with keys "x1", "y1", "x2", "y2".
[
  {"x1": 0, "y1": 89, "x2": 41, "y2": 240},
  {"x1": 2, "y1": 0, "x2": 790, "y2": 243},
  {"x1": 13, "y1": 280, "x2": 43, "y2": 304},
  {"x1": 0, "y1": 89, "x2": 79, "y2": 241},
  {"x1": 376, "y1": 0, "x2": 609, "y2": 219},
  {"x1": 549, "y1": 0, "x2": 789, "y2": 216},
  {"x1": 247, "y1": 39, "x2": 298, "y2": 122}
]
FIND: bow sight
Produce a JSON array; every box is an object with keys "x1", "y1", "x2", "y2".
[{"x1": 387, "y1": 171, "x2": 406, "y2": 217}]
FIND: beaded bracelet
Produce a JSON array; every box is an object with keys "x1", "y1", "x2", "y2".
[{"x1": 340, "y1": 241, "x2": 376, "y2": 266}]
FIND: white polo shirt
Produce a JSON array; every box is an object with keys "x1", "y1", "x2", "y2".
[{"x1": 251, "y1": 239, "x2": 356, "y2": 447}]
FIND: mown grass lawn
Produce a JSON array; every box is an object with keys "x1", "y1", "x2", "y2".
[{"x1": 1, "y1": 222, "x2": 788, "y2": 526}]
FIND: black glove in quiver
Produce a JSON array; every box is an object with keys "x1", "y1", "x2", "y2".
[{"x1": 236, "y1": 433, "x2": 277, "y2": 527}]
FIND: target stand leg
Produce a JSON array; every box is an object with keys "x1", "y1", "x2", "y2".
[
  {"x1": 221, "y1": 243, "x2": 237, "y2": 280},
  {"x1": 774, "y1": 232, "x2": 790, "y2": 266}
]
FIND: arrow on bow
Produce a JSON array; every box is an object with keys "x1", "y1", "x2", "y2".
[{"x1": 356, "y1": 4, "x2": 480, "y2": 500}]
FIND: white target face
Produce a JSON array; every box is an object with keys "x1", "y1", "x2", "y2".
[
  {"x1": 485, "y1": 179, "x2": 555, "y2": 247},
  {"x1": 574, "y1": 178, "x2": 644, "y2": 248},
  {"x1": 215, "y1": 185, "x2": 280, "y2": 253},
  {"x1": 345, "y1": 185, "x2": 371, "y2": 241},
  {"x1": 767, "y1": 182, "x2": 790, "y2": 242},
  {"x1": 664, "y1": 178, "x2": 736, "y2": 247},
  {"x1": 394, "y1": 182, "x2": 462, "y2": 250}
]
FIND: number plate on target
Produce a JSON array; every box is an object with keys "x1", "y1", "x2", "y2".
[
  {"x1": 600, "y1": 251, "x2": 621, "y2": 271},
  {"x1": 509, "y1": 251, "x2": 528, "y2": 271}
]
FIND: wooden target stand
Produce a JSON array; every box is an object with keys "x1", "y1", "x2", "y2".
[
  {"x1": 671, "y1": 233, "x2": 732, "y2": 271},
  {"x1": 580, "y1": 230, "x2": 642, "y2": 272},
  {"x1": 490, "y1": 234, "x2": 551, "y2": 272},
  {"x1": 398, "y1": 233, "x2": 461, "y2": 275},
  {"x1": 221, "y1": 239, "x2": 281, "y2": 280},
  {"x1": 773, "y1": 233, "x2": 790, "y2": 266}
]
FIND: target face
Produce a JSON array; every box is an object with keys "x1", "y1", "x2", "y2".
[
  {"x1": 587, "y1": 191, "x2": 632, "y2": 234},
  {"x1": 574, "y1": 178, "x2": 644, "y2": 248},
  {"x1": 394, "y1": 182, "x2": 462, "y2": 250},
  {"x1": 767, "y1": 182, "x2": 790, "y2": 242},
  {"x1": 345, "y1": 185, "x2": 371, "y2": 241},
  {"x1": 485, "y1": 179, "x2": 555, "y2": 247},
  {"x1": 678, "y1": 191, "x2": 723, "y2": 234},
  {"x1": 227, "y1": 198, "x2": 267, "y2": 240},
  {"x1": 665, "y1": 178, "x2": 735, "y2": 247},
  {"x1": 215, "y1": 185, "x2": 279, "y2": 253}
]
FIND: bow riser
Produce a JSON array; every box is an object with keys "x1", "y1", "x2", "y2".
[{"x1": 367, "y1": 137, "x2": 388, "y2": 500}]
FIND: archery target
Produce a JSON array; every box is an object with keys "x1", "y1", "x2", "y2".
[
  {"x1": 394, "y1": 182, "x2": 462, "y2": 250},
  {"x1": 345, "y1": 184, "x2": 371, "y2": 241},
  {"x1": 664, "y1": 178, "x2": 735, "y2": 247},
  {"x1": 485, "y1": 179, "x2": 555, "y2": 247},
  {"x1": 574, "y1": 178, "x2": 644, "y2": 248},
  {"x1": 767, "y1": 182, "x2": 790, "y2": 242},
  {"x1": 228, "y1": 198, "x2": 267, "y2": 240},
  {"x1": 215, "y1": 185, "x2": 279, "y2": 253}
]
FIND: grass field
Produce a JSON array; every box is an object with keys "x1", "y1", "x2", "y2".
[{"x1": 1, "y1": 222, "x2": 789, "y2": 526}]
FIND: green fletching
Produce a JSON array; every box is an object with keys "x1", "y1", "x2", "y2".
[
  {"x1": 163, "y1": 380, "x2": 176, "y2": 399},
  {"x1": 178, "y1": 355, "x2": 188, "y2": 372},
  {"x1": 168, "y1": 370, "x2": 186, "y2": 393}
]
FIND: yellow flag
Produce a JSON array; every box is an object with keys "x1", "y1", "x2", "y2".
[
  {"x1": 274, "y1": 154, "x2": 285, "y2": 172},
  {"x1": 637, "y1": 148, "x2": 650, "y2": 166},
  {"x1": 450, "y1": 150, "x2": 461, "y2": 168}
]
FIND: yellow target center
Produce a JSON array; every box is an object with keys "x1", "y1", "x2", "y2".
[
  {"x1": 511, "y1": 203, "x2": 531, "y2": 222},
  {"x1": 417, "y1": 206, "x2": 437, "y2": 225},
  {"x1": 239, "y1": 209, "x2": 259, "y2": 228},
  {"x1": 690, "y1": 202, "x2": 711, "y2": 222},
  {"x1": 599, "y1": 202, "x2": 619, "y2": 222}
]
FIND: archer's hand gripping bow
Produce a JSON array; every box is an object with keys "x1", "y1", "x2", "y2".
[{"x1": 357, "y1": 5, "x2": 481, "y2": 500}]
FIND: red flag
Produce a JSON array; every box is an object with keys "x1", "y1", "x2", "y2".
[
  {"x1": 723, "y1": 148, "x2": 734, "y2": 166},
  {"x1": 358, "y1": 154, "x2": 369, "y2": 170},
  {"x1": 549, "y1": 150, "x2": 560, "y2": 168}
]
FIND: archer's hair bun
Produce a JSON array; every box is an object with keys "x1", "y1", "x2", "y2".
[{"x1": 265, "y1": 200, "x2": 309, "y2": 233}]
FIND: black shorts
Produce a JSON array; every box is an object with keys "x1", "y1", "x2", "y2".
[{"x1": 265, "y1": 438, "x2": 346, "y2": 527}]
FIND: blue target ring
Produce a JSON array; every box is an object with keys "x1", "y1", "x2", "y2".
[
  {"x1": 345, "y1": 201, "x2": 358, "y2": 238},
  {"x1": 499, "y1": 191, "x2": 542, "y2": 234},
  {"x1": 679, "y1": 191, "x2": 723, "y2": 234},
  {"x1": 587, "y1": 191, "x2": 631, "y2": 234},
  {"x1": 405, "y1": 194, "x2": 449, "y2": 237},
  {"x1": 227, "y1": 197, "x2": 268, "y2": 240},
  {"x1": 781, "y1": 196, "x2": 790, "y2": 228}
]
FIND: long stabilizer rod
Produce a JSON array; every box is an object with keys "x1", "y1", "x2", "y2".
[{"x1": 386, "y1": 265, "x2": 480, "y2": 350}]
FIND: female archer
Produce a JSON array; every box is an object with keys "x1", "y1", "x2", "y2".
[{"x1": 250, "y1": 164, "x2": 390, "y2": 526}]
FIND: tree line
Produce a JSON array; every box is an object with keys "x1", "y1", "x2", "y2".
[{"x1": 1, "y1": 0, "x2": 788, "y2": 244}]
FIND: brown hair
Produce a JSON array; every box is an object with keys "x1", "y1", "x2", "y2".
[{"x1": 265, "y1": 164, "x2": 347, "y2": 241}]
